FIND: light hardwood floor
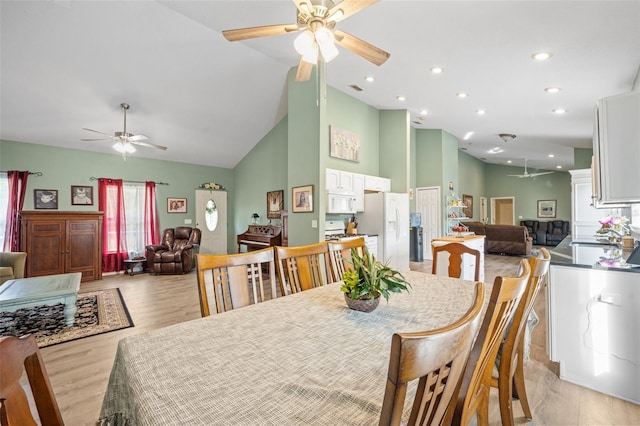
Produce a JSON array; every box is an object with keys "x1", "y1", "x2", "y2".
[{"x1": 38, "y1": 253, "x2": 640, "y2": 425}]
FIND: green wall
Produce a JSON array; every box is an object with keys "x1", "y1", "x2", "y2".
[
  {"x1": 457, "y1": 151, "x2": 486, "y2": 220},
  {"x1": 0, "y1": 139, "x2": 236, "y2": 252},
  {"x1": 379, "y1": 110, "x2": 410, "y2": 192},
  {"x1": 232, "y1": 116, "x2": 288, "y2": 237},
  {"x1": 574, "y1": 147, "x2": 593, "y2": 169}
]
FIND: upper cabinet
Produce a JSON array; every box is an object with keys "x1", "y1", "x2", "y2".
[
  {"x1": 326, "y1": 168, "x2": 354, "y2": 192},
  {"x1": 593, "y1": 91, "x2": 640, "y2": 205},
  {"x1": 364, "y1": 175, "x2": 391, "y2": 192}
]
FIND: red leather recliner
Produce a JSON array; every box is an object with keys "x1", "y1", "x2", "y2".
[{"x1": 146, "y1": 227, "x2": 201, "y2": 275}]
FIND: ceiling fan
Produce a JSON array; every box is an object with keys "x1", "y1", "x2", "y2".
[
  {"x1": 222, "y1": 0, "x2": 390, "y2": 82},
  {"x1": 508, "y1": 159, "x2": 555, "y2": 178},
  {"x1": 81, "y1": 103, "x2": 167, "y2": 154}
]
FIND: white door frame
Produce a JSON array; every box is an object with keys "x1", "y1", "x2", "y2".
[
  {"x1": 416, "y1": 186, "x2": 441, "y2": 261},
  {"x1": 490, "y1": 196, "x2": 515, "y2": 225}
]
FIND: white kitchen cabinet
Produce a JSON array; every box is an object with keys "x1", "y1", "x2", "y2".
[
  {"x1": 430, "y1": 235, "x2": 485, "y2": 282},
  {"x1": 353, "y1": 173, "x2": 365, "y2": 211},
  {"x1": 548, "y1": 264, "x2": 640, "y2": 404},
  {"x1": 364, "y1": 175, "x2": 391, "y2": 192},
  {"x1": 593, "y1": 91, "x2": 640, "y2": 205},
  {"x1": 326, "y1": 168, "x2": 354, "y2": 192}
]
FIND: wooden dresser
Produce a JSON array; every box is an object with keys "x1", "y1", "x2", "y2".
[{"x1": 20, "y1": 211, "x2": 103, "y2": 282}]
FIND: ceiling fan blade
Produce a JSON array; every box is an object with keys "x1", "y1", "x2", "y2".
[
  {"x1": 128, "y1": 134, "x2": 150, "y2": 142},
  {"x1": 81, "y1": 138, "x2": 112, "y2": 141},
  {"x1": 327, "y1": 0, "x2": 380, "y2": 23},
  {"x1": 292, "y1": 0, "x2": 314, "y2": 16},
  {"x1": 529, "y1": 171, "x2": 555, "y2": 177},
  {"x1": 130, "y1": 140, "x2": 167, "y2": 151},
  {"x1": 82, "y1": 128, "x2": 115, "y2": 138},
  {"x1": 507, "y1": 174, "x2": 528, "y2": 178},
  {"x1": 222, "y1": 24, "x2": 299, "y2": 42},
  {"x1": 334, "y1": 30, "x2": 390, "y2": 66},
  {"x1": 295, "y1": 57, "x2": 313, "y2": 82}
]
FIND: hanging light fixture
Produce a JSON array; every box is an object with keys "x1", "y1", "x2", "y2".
[
  {"x1": 113, "y1": 141, "x2": 136, "y2": 154},
  {"x1": 293, "y1": 22, "x2": 339, "y2": 65}
]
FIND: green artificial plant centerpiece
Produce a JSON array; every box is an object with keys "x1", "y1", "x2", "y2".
[{"x1": 340, "y1": 247, "x2": 411, "y2": 302}]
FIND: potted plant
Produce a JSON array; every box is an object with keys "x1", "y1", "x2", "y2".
[{"x1": 340, "y1": 247, "x2": 411, "y2": 313}]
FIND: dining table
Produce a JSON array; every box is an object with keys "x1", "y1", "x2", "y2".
[{"x1": 98, "y1": 271, "x2": 491, "y2": 425}]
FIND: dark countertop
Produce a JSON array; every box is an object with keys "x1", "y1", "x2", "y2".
[{"x1": 549, "y1": 236, "x2": 640, "y2": 273}]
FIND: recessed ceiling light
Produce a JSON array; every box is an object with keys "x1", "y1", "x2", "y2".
[
  {"x1": 488, "y1": 147, "x2": 504, "y2": 154},
  {"x1": 476, "y1": 109, "x2": 486, "y2": 115},
  {"x1": 556, "y1": 165, "x2": 563, "y2": 169},
  {"x1": 552, "y1": 108, "x2": 567, "y2": 114},
  {"x1": 548, "y1": 154, "x2": 555, "y2": 158},
  {"x1": 429, "y1": 67, "x2": 444, "y2": 74},
  {"x1": 463, "y1": 131, "x2": 474, "y2": 140},
  {"x1": 507, "y1": 160, "x2": 512, "y2": 164},
  {"x1": 364, "y1": 76, "x2": 374, "y2": 83},
  {"x1": 396, "y1": 96, "x2": 406, "y2": 101},
  {"x1": 456, "y1": 92, "x2": 468, "y2": 98},
  {"x1": 420, "y1": 109, "x2": 428, "y2": 115},
  {"x1": 544, "y1": 87, "x2": 561, "y2": 94},
  {"x1": 531, "y1": 52, "x2": 553, "y2": 61}
]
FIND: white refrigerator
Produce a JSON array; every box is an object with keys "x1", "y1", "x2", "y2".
[{"x1": 357, "y1": 192, "x2": 410, "y2": 272}]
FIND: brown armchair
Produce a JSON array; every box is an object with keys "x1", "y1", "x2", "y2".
[{"x1": 146, "y1": 227, "x2": 201, "y2": 275}]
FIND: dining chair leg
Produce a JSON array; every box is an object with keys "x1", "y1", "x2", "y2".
[
  {"x1": 498, "y1": 375, "x2": 515, "y2": 426},
  {"x1": 478, "y1": 393, "x2": 490, "y2": 426},
  {"x1": 513, "y1": 361, "x2": 533, "y2": 419}
]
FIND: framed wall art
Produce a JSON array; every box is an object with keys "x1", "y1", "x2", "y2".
[
  {"x1": 167, "y1": 197, "x2": 187, "y2": 213},
  {"x1": 329, "y1": 125, "x2": 360, "y2": 162},
  {"x1": 34, "y1": 189, "x2": 58, "y2": 210},
  {"x1": 292, "y1": 185, "x2": 313, "y2": 213},
  {"x1": 462, "y1": 194, "x2": 473, "y2": 219},
  {"x1": 537, "y1": 199, "x2": 557, "y2": 218},
  {"x1": 267, "y1": 190, "x2": 284, "y2": 219},
  {"x1": 71, "y1": 185, "x2": 94, "y2": 205}
]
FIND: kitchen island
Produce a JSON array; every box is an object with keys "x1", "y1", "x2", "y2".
[{"x1": 548, "y1": 236, "x2": 640, "y2": 405}]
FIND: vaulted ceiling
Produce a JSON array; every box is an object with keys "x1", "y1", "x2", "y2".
[{"x1": 1, "y1": 1, "x2": 638, "y2": 172}]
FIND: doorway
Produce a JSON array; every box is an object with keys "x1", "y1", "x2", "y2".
[
  {"x1": 416, "y1": 186, "x2": 441, "y2": 260},
  {"x1": 195, "y1": 189, "x2": 228, "y2": 254},
  {"x1": 490, "y1": 197, "x2": 515, "y2": 225}
]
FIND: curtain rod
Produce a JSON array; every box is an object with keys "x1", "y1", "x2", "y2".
[
  {"x1": 0, "y1": 171, "x2": 43, "y2": 176},
  {"x1": 89, "y1": 177, "x2": 169, "y2": 186}
]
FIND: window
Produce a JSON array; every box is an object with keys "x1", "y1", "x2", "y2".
[{"x1": 123, "y1": 182, "x2": 145, "y2": 256}]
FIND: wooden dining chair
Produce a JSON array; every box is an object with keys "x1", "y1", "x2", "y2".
[
  {"x1": 276, "y1": 241, "x2": 332, "y2": 295},
  {"x1": 379, "y1": 281, "x2": 486, "y2": 426},
  {"x1": 196, "y1": 247, "x2": 277, "y2": 316},
  {"x1": 432, "y1": 242, "x2": 481, "y2": 281},
  {"x1": 0, "y1": 334, "x2": 65, "y2": 426},
  {"x1": 491, "y1": 247, "x2": 551, "y2": 425},
  {"x1": 449, "y1": 259, "x2": 531, "y2": 426},
  {"x1": 327, "y1": 237, "x2": 365, "y2": 282}
]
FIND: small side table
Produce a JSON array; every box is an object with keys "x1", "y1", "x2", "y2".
[{"x1": 123, "y1": 258, "x2": 147, "y2": 276}]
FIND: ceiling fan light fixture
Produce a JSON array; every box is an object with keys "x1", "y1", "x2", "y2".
[
  {"x1": 318, "y1": 38, "x2": 339, "y2": 62},
  {"x1": 301, "y1": 43, "x2": 319, "y2": 64},
  {"x1": 294, "y1": 30, "x2": 315, "y2": 55},
  {"x1": 113, "y1": 141, "x2": 136, "y2": 154}
]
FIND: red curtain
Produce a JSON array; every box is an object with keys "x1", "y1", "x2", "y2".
[
  {"x1": 98, "y1": 178, "x2": 128, "y2": 272},
  {"x1": 3, "y1": 171, "x2": 29, "y2": 252},
  {"x1": 144, "y1": 181, "x2": 160, "y2": 245}
]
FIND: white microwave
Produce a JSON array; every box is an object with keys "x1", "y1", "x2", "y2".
[{"x1": 326, "y1": 190, "x2": 357, "y2": 214}]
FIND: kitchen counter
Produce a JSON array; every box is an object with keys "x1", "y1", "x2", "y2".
[
  {"x1": 547, "y1": 235, "x2": 640, "y2": 404},
  {"x1": 549, "y1": 236, "x2": 640, "y2": 273}
]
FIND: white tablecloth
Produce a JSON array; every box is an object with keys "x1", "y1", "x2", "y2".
[{"x1": 99, "y1": 271, "x2": 490, "y2": 425}]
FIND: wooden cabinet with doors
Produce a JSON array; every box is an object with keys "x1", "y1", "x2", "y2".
[{"x1": 20, "y1": 211, "x2": 103, "y2": 282}]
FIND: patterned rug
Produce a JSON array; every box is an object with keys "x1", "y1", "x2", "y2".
[{"x1": 0, "y1": 288, "x2": 133, "y2": 348}]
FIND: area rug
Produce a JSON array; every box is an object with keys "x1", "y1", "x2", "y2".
[{"x1": 0, "y1": 288, "x2": 134, "y2": 348}]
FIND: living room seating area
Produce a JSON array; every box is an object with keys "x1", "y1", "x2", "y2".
[
  {"x1": 462, "y1": 222, "x2": 533, "y2": 256},
  {"x1": 520, "y1": 220, "x2": 570, "y2": 246}
]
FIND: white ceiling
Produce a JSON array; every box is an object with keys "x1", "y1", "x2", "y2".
[{"x1": 1, "y1": 1, "x2": 639, "y2": 172}]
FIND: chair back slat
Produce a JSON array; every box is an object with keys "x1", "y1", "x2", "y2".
[
  {"x1": 276, "y1": 242, "x2": 331, "y2": 295},
  {"x1": 328, "y1": 237, "x2": 365, "y2": 282},
  {"x1": 379, "y1": 282, "x2": 486, "y2": 426},
  {"x1": 196, "y1": 247, "x2": 277, "y2": 316}
]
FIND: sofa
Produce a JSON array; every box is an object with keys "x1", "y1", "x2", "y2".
[
  {"x1": 519, "y1": 220, "x2": 570, "y2": 246},
  {"x1": 462, "y1": 221, "x2": 533, "y2": 255},
  {"x1": 146, "y1": 227, "x2": 201, "y2": 274},
  {"x1": 0, "y1": 252, "x2": 27, "y2": 285}
]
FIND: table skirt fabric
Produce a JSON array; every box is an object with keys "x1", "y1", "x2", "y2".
[{"x1": 98, "y1": 271, "x2": 491, "y2": 425}]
